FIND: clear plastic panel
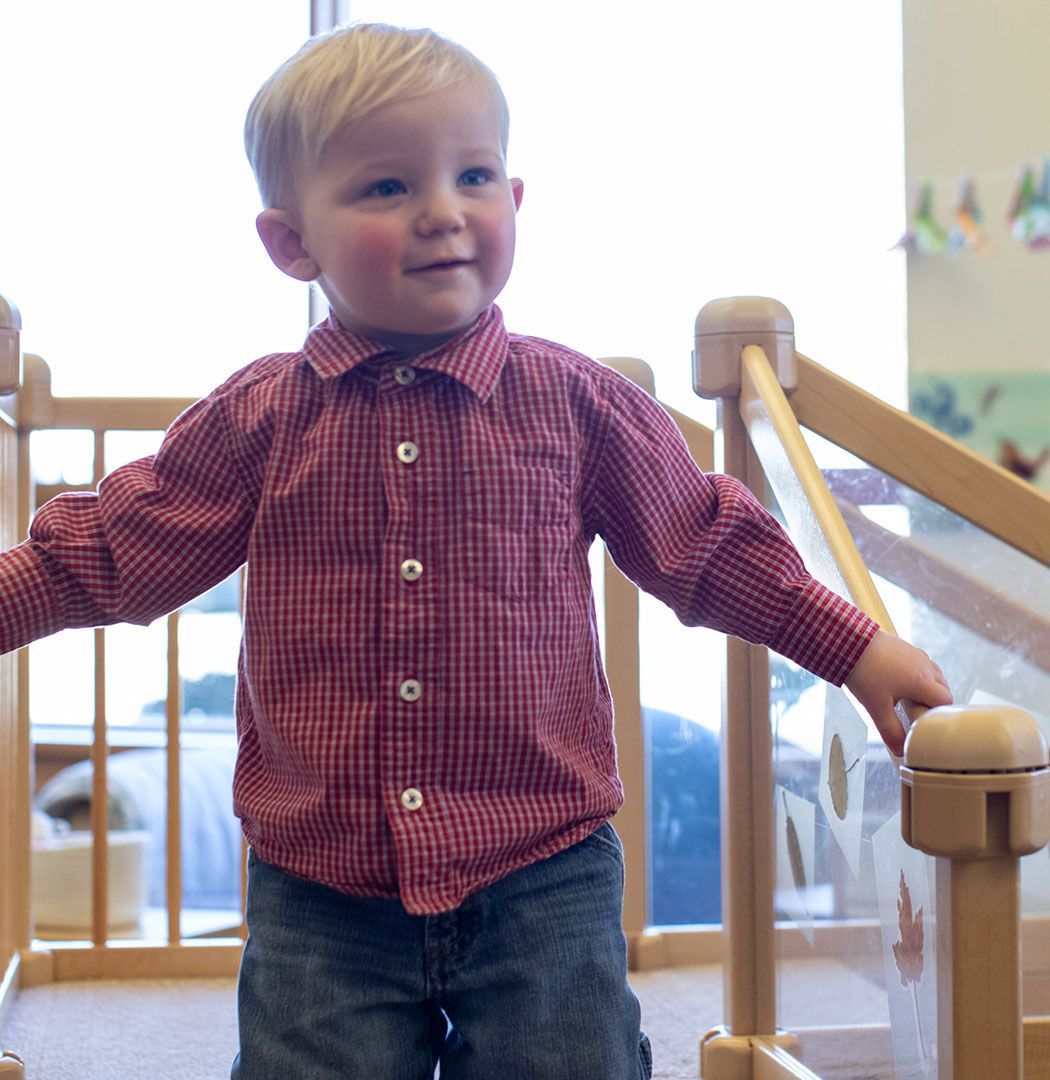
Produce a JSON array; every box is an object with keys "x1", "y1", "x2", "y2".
[
  {"x1": 772, "y1": 656, "x2": 931, "y2": 1079},
  {"x1": 638, "y1": 590, "x2": 723, "y2": 926},
  {"x1": 595, "y1": 537, "x2": 724, "y2": 928},
  {"x1": 806, "y1": 429, "x2": 1050, "y2": 753},
  {"x1": 770, "y1": 429, "x2": 1050, "y2": 1076},
  {"x1": 176, "y1": 574, "x2": 240, "y2": 938}
]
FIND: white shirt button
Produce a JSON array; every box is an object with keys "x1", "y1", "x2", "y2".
[
  {"x1": 399, "y1": 678, "x2": 422, "y2": 702},
  {"x1": 400, "y1": 558, "x2": 423, "y2": 582},
  {"x1": 401, "y1": 788, "x2": 424, "y2": 812},
  {"x1": 396, "y1": 441, "x2": 420, "y2": 464},
  {"x1": 394, "y1": 365, "x2": 416, "y2": 386}
]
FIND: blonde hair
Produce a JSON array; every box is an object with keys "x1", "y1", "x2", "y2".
[{"x1": 244, "y1": 23, "x2": 510, "y2": 210}]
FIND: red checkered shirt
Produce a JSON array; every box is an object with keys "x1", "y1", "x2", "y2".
[{"x1": 0, "y1": 305, "x2": 877, "y2": 913}]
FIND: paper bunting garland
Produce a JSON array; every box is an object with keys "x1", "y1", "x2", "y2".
[
  {"x1": 896, "y1": 160, "x2": 1050, "y2": 254},
  {"x1": 1007, "y1": 162, "x2": 1050, "y2": 249},
  {"x1": 895, "y1": 184, "x2": 947, "y2": 254},
  {"x1": 948, "y1": 178, "x2": 990, "y2": 254}
]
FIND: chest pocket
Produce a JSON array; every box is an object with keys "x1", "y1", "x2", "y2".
[
  {"x1": 462, "y1": 464, "x2": 571, "y2": 527},
  {"x1": 459, "y1": 465, "x2": 573, "y2": 598}
]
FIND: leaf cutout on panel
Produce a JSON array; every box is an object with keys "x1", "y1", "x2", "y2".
[
  {"x1": 892, "y1": 869, "x2": 925, "y2": 986},
  {"x1": 784, "y1": 792, "x2": 807, "y2": 891},
  {"x1": 827, "y1": 731, "x2": 849, "y2": 820}
]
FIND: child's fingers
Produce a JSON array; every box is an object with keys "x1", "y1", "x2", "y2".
[
  {"x1": 911, "y1": 673, "x2": 952, "y2": 708},
  {"x1": 929, "y1": 660, "x2": 950, "y2": 693},
  {"x1": 916, "y1": 666, "x2": 953, "y2": 706},
  {"x1": 874, "y1": 706, "x2": 906, "y2": 757}
]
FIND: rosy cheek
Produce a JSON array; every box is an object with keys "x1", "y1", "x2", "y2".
[
  {"x1": 350, "y1": 223, "x2": 404, "y2": 274},
  {"x1": 483, "y1": 216, "x2": 517, "y2": 267}
]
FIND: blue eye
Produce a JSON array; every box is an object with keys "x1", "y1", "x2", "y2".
[
  {"x1": 368, "y1": 178, "x2": 406, "y2": 197},
  {"x1": 459, "y1": 168, "x2": 493, "y2": 187}
]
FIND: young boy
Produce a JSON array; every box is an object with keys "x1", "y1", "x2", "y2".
[{"x1": 0, "y1": 23, "x2": 950, "y2": 1080}]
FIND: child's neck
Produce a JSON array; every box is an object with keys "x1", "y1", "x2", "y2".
[{"x1": 372, "y1": 329, "x2": 465, "y2": 357}]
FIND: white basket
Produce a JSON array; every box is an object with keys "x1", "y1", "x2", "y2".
[{"x1": 32, "y1": 830, "x2": 150, "y2": 931}]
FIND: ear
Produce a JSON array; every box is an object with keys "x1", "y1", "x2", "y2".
[
  {"x1": 510, "y1": 177, "x2": 524, "y2": 211},
  {"x1": 256, "y1": 209, "x2": 320, "y2": 282}
]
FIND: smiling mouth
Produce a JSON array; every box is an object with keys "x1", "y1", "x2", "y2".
[{"x1": 408, "y1": 259, "x2": 473, "y2": 273}]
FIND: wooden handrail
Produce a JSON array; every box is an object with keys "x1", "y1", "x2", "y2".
[
  {"x1": 745, "y1": 347, "x2": 1050, "y2": 671},
  {"x1": 738, "y1": 346, "x2": 894, "y2": 630},
  {"x1": 792, "y1": 354, "x2": 1050, "y2": 569},
  {"x1": 665, "y1": 405, "x2": 715, "y2": 472},
  {"x1": 18, "y1": 396, "x2": 198, "y2": 433}
]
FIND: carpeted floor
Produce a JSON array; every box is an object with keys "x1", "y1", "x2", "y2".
[
  {"x1": 2, "y1": 966, "x2": 725, "y2": 1080},
  {"x1": 4, "y1": 954, "x2": 898, "y2": 1080},
  {"x1": 2, "y1": 977, "x2": 238, "y2": 1080}
]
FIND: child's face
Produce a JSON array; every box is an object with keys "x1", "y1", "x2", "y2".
[{"x1": 263, "y1": 80, "x2": 523, "y2": 354}]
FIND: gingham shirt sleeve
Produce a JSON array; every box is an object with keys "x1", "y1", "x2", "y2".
[
  {"x1": 582, "y1": 368, "x2": 878, "y2": 686},
  {"x1": 0, "y1": 392, "x2": 254, "y2": 655}
]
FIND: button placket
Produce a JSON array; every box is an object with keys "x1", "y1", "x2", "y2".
[{"x1": 383, "y1": 389, "x2": 429, "y2": 827}]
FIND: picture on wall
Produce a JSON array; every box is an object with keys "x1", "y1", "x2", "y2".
[{"x1": 909, "y1": 372, "x2": 1050, "y2": 495}]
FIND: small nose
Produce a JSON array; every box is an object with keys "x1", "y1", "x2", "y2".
[{"x1": 415, "y1": 188, "x2": 465, "y2": 235}]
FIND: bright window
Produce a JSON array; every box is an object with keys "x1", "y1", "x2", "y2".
[
  {"x1": 348, "y1": 0, "x2": 907, "y2": 414},
  {"x1": 0, "y1": 1, "x2": 311, "y2": 397}
]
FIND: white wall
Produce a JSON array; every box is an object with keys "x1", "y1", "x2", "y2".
[{"x1": 903, "y1": 2, "x2": 1050, "y2": 375}]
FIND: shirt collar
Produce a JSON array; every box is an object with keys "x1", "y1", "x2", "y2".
[{"x1": 302, "y1": 305, "x2": 509, "y2": 403}]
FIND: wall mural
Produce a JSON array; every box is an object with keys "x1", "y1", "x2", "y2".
[{"x1": 910, "y1": 372, "x2": 1050, "y2": 495}]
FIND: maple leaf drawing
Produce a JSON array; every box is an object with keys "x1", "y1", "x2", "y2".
[
  {"x1": 892, "y1": 869, "x2": 925, "y2": 987},
  {"x1": 892, "y1": 868, "x2": 931, "y2": 1064}
]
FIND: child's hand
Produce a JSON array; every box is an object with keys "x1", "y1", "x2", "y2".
[{"x1": 844, "y1": 630, "x2": 952, "y2": 757}]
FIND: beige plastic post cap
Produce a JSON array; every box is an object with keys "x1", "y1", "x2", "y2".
[
  {"x1": 0, "y1": 1051, "x2": 25, "y2": 1077},
  {"x1": 693, "y1": 297, "x2": 796, "y2": 399},
  {"x1": 0, "y1": 296, "x2": 20, "y2": 331},
  {"x1": 904, "y1": 705, "x2": 1049, "y2": 773},
  {"x1": 0, "y1": 294, "x2": 22, "y2": 396}
]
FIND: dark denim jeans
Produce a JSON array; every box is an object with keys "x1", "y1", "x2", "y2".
[{"x1": 231, "y1": 823, "x2": 652, "y2": 1079}]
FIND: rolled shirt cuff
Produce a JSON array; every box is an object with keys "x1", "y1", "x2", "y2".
[
  {"x1": 0, "y1": 542, "x2": 65, "y2": 654},
  {"x1": 768, "y1": 578, "x2": 880, "y2": 686}
]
